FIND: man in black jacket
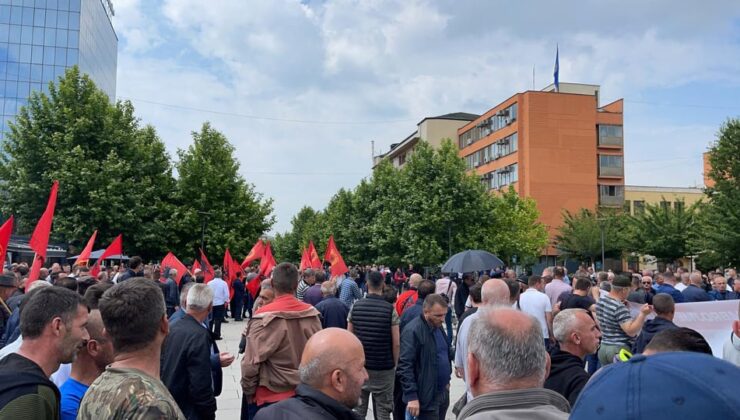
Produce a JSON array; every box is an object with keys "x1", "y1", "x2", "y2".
[
  {"x1": 161, "y1": 283, "x2": 220, "y2": 420},
  {"x1": 347, "y1": 271, "x2": 399, "y2": 420},
  {"x1": 255, "y1": 328, "x2": 368, "y2": 420},
  {"x1": 398, "y1": 294, "x2": 452, "y2": 420},
  {"x1": 633, "y1": 293, "x2": 678, "y2": 354},
  {"x1": 545, "y1": 308, "x2": 602, "y2": 406},
  {"x1": 231, "y1": 273, "x2": 245, "y2": 321}
]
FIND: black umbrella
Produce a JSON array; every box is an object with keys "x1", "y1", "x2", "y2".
[{"x1": 441, "y1": 250, "x2": 504, "y2": 274}]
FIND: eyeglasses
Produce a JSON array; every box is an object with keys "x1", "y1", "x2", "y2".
[{"x1": 642, "y1": 282, "x2": 652, "y2": 285}]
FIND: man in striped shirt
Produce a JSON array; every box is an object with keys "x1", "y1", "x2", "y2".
[{"x1": 595, "y1": 275, "x2": 652, "y2": 365}]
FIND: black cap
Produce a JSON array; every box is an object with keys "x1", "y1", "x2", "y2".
[{"x1": 0, "y1": 274, "x2": 16, "y2": 287}]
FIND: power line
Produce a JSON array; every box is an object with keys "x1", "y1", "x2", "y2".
[
  {"x1": 119, "y1": 97, "x2": 416, "y2": 125},
  {"x1": 624, "y1": 100, "x2": 740, "y2": 111}
]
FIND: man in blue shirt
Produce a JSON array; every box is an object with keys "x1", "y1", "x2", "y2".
[
  {"x1": 60, "y1": 308, "x2": 114, "y2": 420},
  {"x1": 655, "y1": 272, "x2": 685, "y2": 303}
]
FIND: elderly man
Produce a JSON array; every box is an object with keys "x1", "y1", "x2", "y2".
[
  {"x1": 254, "y1": 328, "x2": 369, "y2": 419},
  {"x1": 0, "y1": 287, "x2": 89, "y2": 419},
  {"x1": 518, "y1": 275, "x2": 554, "y2": 347},
  {"x1": 595, "y1": 275, "x2": 651, "y2": 365},
  {"x1": 709, "y1": 276, "x2": 738, "y2": 300},
  {"x1": 458, "y1": 306, "x2": 570, "y2": 419},
  {"x1": 655, "y1": 272, "x2": 685, "y2": 303},
  {"x1": 0, "y1": 274, "x2": 16, "y2": 345},
  {"x1": 315, "y1": 280, "x2": 348, "y2": 329},
  {"x1": 296, "y1": 268, "x2": 315, "y2": 302},
  {"x1": 303, "y1": 270, "x2": 326, "y2": 306},
  {"x1": 162, "y1": 284, "x2": 224, "y2": 419},
  {"x1": 633, "y1": 294, "x2": 678, "y2": 354},
  {"x1": 723, "y1": 301, "x2": 740, "y2": 366},
  {"x1": 207, "y1": 269, "x2": 230, "y2": 340},
  {"x1": 682, "y1": 272, "x2": 711, "y2": 302},
  {"x1": 545, "y1": 309, "x2": 601, "y2": 406},
  {"x1": 163, "y1": 269, "x2": 180, "y2": 318},
  {"x1": 398, "y1": 294, "x2": 453, "y2": 420},
  {"x1": 242, "y1": 263, "x2": 322, "y2": 416},
  {"x1": 455, "y1": 279, "x2": 510, "y2": 402}
]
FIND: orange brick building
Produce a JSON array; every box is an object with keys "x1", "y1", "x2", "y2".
[{"x1": 458, "y1": 83, "x2": 624, "y2": 258}]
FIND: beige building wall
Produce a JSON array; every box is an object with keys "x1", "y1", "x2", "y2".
[
  {"x1": 624, "y1": 185, "x2": 704, "y2": 215},
  {"x1": 419, "y1": 119, "x2": 471, "y2": 149}
]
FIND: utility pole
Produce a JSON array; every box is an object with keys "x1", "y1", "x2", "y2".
[
  {"x1": 198, "y1": 210, "x2": 213, "y2": 254},
  {"x1": 597, "y1": 217, "x2": 606, "y2": 270}
]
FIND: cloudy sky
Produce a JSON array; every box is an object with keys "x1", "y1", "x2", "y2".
[{"x1": 113, "y1": 0, "x2": 740, "y2": 233}]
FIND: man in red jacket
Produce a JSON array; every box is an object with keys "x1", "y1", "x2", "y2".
[{"x1": 396, "y1": 273, "x2": 423, "y2": 316}]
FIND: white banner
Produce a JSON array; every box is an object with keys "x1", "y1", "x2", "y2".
[{"x1": 628, "y1": 300, "x2": 738, "y2": 357}]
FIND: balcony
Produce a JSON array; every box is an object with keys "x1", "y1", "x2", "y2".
[
  {"x1": 598, "y1": 135, "x2": 623, "y2": 147},
  {"x1": 599, "y1": 185, "x2": 624, "y2": 207},
  {"x1": 598, "y1": 125, "x2": 623, "y2": 148}
]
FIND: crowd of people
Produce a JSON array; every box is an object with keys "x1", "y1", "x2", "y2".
[{"x1": 0, "y1": 258, "x2": 739, "y2": 420}]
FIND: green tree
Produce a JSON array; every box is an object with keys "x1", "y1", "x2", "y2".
[
  {"x1": 489, "y1": 187, "x2": 548, "y2": 266},
  {"x1": 554, "y1": 207, "x2": 627, "y2": 265},
  {"x1": 697, "y1": 118, "x2": 740, "y2": 267},
  {"x1": 627, "y1": 199, "x2": 699, "y2": 264},
  {"x1": 172, "y1": 123, "x2": 274, "y2": 259},
  {"x1": 0, "y1": 67, "x2": 177, "y2": 259},
  {"x1": 272, "y1": 206, "x2": 322, "y2": 263}
]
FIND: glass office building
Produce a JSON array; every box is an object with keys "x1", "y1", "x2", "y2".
[{"x1": 0, "y1": 0, "x2": 117, "y2": 138}]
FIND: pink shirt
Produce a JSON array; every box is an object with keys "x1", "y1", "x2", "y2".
[{"x1": 545, "y1": 278, "x2": 572, "y2": 308}]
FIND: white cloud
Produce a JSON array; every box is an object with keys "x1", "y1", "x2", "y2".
[{"x1": 112, "y1": 0, "x2": 740, "y2": 233}]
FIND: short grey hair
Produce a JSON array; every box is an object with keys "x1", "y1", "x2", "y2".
[
  {"x1": 320, "y1": 281, "x2": 336, "y2": 297},
  {"x1": 553, "y1": 309, "x2": 582, "y2": 342},
  {"x1": 28, "y1": 280, "x2": 52, "y2": 292},
  {"x1": 260, "y1": 279, "x2": 272, "y2": 290},
  {"x1": 299, "y1": 357, "x2": 324, "y2": 387},
  {"x1": 168, "y1": 268, "x2": 178, "y2": 278},
  {"x1": 469, "y1": 306, "x2": 547, "y2": 388},
  {"x1": 186, "y1": 284, "x2": 213, "y2": 311},
  {"x1": 179, "y1": 282, "x2": 195, "y2": 307}
]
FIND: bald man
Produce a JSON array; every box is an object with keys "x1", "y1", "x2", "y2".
[
  {"x1": 60, "y1": 308, "x2": 114, "y2": 420},
  {"x1": 255, "y1": 328, "x2": 368, "y2": 420},
  {"x1": 455, "y1": 278, "x2": 510, "y2": 402}
]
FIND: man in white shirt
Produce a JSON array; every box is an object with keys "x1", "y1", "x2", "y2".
[
  {"x1": 675, "y1": 272, "x2": 690, "y2": 292},
  {"x1": 207, "y1": 269, "x2": 230, "y2": 340},
  {"x1": 723, "y1": 301, "x2": 740, "y2": 367},
  {"x1": 518, "y1": 275, "x2": 554, "y2": 347}
]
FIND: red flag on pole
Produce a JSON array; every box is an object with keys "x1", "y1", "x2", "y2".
[
  {"x1": 0, "y1": 216, "x2": 14, "y2": 270},
  {"x1": 27, "y1": 181, "x2": 59, "y2": 286},
  {"x1": 299, "y1": 247, "x2": 310, "y2": 271},
  {"x1": 76, "y1": 230, "x2": 97, "y2": 267},
  {"x1": 161, "y1": 252, "x2": 187, "y2": 285},
  {"x1": 308, "y1": 240, "x2": 322, "y2": 269},
  {"x1": 324, "y1": 235, "x2": 348, "y2": 277},
  {"x1": 200, "y1": 249, "x2": 215, "y2": 283},
  {"x1": 246, "y1": 273, "x2": 261, "y2": 299},
  {"x1": 223, "y1": 248, "x2": 235, "y2": 300},
  {"x1": 241, "y1": 240, "x2": 265, "y2": 269},
  {"x1": 259, "y1": 241, "x2": 276, "y2": 278},
  {"x1": 90, "y1": 234, "x2": 123, "y2": 278},
  {"x1": 192, "y1": 260, "x2": 202, "y2": 276}
]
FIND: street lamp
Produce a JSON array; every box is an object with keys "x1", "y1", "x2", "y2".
[
  {"x1": 198, "y1": 210, "x2": 213, "y2": 254},
  {"x1": 597, "y1": 217, "x2": 606, "y2": 270}
]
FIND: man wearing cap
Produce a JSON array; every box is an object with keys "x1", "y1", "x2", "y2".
[
  {"x1": 595, "y1": 275, "x2": 651, "y2": 365},
  {"x1": 571, "y1": 352, "x2": 740, "y2": 419},
  {"x1": 0, "y1": 274, "x2": 16, "y2": 346}
]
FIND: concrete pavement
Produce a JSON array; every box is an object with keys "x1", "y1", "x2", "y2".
[{"x1": 215, "y1": 317, "x2": 466, "y2": 419}]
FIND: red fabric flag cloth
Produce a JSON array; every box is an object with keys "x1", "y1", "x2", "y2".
[
  {"x1": 161, "y1": 252, "x2": 187, "y2": 285},
  {"x1": 308, "y1": 241, "x2": 322, "y2": 269},
  {"x1": 223, "y1": 248, "x2": 235, "y2": 300},
  {"x1": 246, "y1": 274, "x2": 261, "y2": 299},
  {"x1": 192, "y1": 260, "x2": 202, "y2": 276},
  {"x1": 299, "y1": 248, "x2": 309, "y2": 271},
  {"x1": 200, "y1": 249, "x2": 215, "y2": 283},
  {"x1": 76, "y1": 230, "x2": 97, "y2": 267},
  {"x1": 259, "y1": 241, "x2": 276, "y2": 278},
  {"x1": 27, "y1": 181, "x2": 59, "y2": 286},
  {"x1": 0, "y1": 216, "x2": 14, "y2": 270},
  {"x1": 90, "y1": 234, "x2": 123, "y2": 278},
  {"x1": 324, "y1": 235, "x2": 349, "y2": 278},
  {"x1": 241, "y1": 240, "x2": 265, "y2": 269}
]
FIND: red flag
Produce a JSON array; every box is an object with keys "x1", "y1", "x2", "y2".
[
  {"x1": 0, "y1": 216, "x2": 14, "y2": 270},
  {"x1": 200, "y1": 249, "x2": 215, "y2": 283},
  {"x1": 323, "y1": 235, "x2": 348, "y2": 277},
  {"x1": 76, "y1": 230, "x2": 97, "y2": 267},
  {"x1": 90, "y1": 234, "x2": 123, "y2": 278},
  {"x1": 192, "y1": 260, "x2": 202, "y2": 276},
  {"x1": 161, "y1": 252, "x2": 187, "y2": 285},
  {"x1": 259, "y1": 241, "x2": 276, "y2": 278},
  {"x1": 299, "y1": 248, "x2": 310, "y2": 271},
  {"x1": 246, "y1": 273, "x2": 261, "y2": 299},
  {"x1": 28, "y1": 181, "x2": 59, "y2": 286},
  {"x1": 308, "y1": 241, "x2": 322, "y2": 269},
  {"x1": 241, "y1": 240, "x2": 265, "y2": 269},
  {"x1": 223, "y1": 248, "x2": 235, "y2": 300}
]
